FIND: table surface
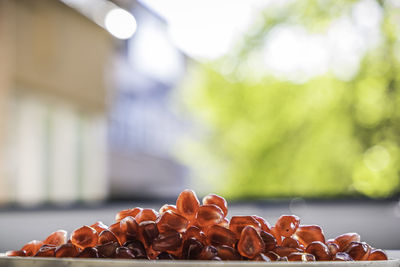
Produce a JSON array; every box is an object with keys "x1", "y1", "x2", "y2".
[{"x1": 0, "y1": 252, "x2": 399, "y2": 267}]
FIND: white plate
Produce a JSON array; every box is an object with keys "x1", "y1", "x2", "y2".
[{"x1": 0, "y1": 254, "x2": 398, "y2": 267}]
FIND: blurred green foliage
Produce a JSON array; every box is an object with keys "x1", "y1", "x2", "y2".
[{"x1": 178, "y1": 0, "x2": 400, "y2": 199}]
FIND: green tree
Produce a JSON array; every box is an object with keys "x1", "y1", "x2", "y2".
[{"x1": 178, "y1": 0, "x2": 400, "y2": 199}]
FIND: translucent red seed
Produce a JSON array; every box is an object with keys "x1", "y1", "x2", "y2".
[
  {"x1": 368, "y1": 249, "x2": 388, "y2": 261},
  {"x1": 108, "y1": 222, "x2": 126, "y2": 246},
  {"x1": 182, "y1": 238, "x2": 204, "y2": 259},
  {"x1": 71, "y1": 226, "x2": 98, "y2": 250},
  {"x1": 138, "y1": 221, "x2": 159, "y2": 247},
  {"x1": 116, "y1": 208, "x2": 142, "y2": 222},
  {"x1": 237, "y1": 225, "x2": 264, "y2": 259},
  {"x1": 135, "y1": 209, "x2": 159, "y2": 223},
  {"x1": 229, "y1": 216, "x2": 261, "y2": 238},
  {"x1": 176, "y1": 189, "x2": 200, "y2": 219},
  {"x1": 21, "y1": 240, "x2": 43, "y2": 256},
  {"x1": 90, "y1": 221, "x2": 108, "y2": 234},
  {"x1": 98, "y1": 230, "x2": 119, "y2": 245},
  {"x1": 287, "y1": 252, "x2": 316, "y2": 262},
  {"x1": 334, "y1": 233, "x2": 361, "y2": 252},
  {"x1": 275, "y1": 215, "x2": 300, "y2": 237},
  {"x1": 196, "y1": 204, "x2": 224, "y2": 227},
  {"x1": 34, "y1": 245, "x2": 56, "y2": 257},
  {"x1": 96, "y1": 241, "x2": 119, "y2": 258},
  {"x1": 43, "y1": 230, "x2": 67, "y2": 246},
  {"x1": 120, "y1": 216, "x2": 139, "y2": 239},
  {"x1": 206, "y1": 225, "x2": 237, "y2": 247},
  {"x1": 294, "y1": 225, "x2": 325, "y2": 247},
  {"x1": 281, "y1": 237, "x2": 300, "y2": 248},
  {"x1": 333, "y1": 252, "x2": 354, "y2": 261},
  {"x1": 202, "y1": 194, "x2": 228, "y2": 217},
  {"x1": 152, "y1": 230, "x2": 182, "y2": 252},
  {"x1": 55, "y1": 243, "x2": 79, "y2": 258},
  {"x1": 346, "y1": 241, "x2": 371, "y2": 261},
  {"x1": 156, "y1": 210, "x2": 188, "y2": 233},
  {"x1": 253, "y1": 253, "x2": 272, "y2": 261},
  {"x1": 306, "y1": 241, "x2": 331, "y2": 261},
  {"x1": 260, "y1": 230, "x2": 277, "y2": 252},
  {"x1": 159, "y1": 204, "x2": 178, "y2": 215},
  {"x1": 77, "y1": 247, "x2": 99, "y2": 258},
  {"x1": 217, "y1": 245, "x2": 241, "y2": 260},
  {"x1": 253, "y1": 215, "x2": 271, "y2": 233}
]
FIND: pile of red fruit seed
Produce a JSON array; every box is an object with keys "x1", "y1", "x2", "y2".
[{"x1": 6, "y1": 189, "x2": 388, "y2": 261}]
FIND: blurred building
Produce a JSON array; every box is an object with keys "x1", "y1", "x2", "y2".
[
  {"x1": 0, "y1": 0, "x2": 111, "y2": 205},
  {"x1": 0, "y1": 0, "x2": 189, "y2": 206},
  {"x1": 108, "y1": 1, "x2": 188, "y2": 199}
]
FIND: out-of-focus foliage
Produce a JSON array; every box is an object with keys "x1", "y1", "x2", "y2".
[{"x1": 178, "y1": 0, "x2": 400, "y2": 199}]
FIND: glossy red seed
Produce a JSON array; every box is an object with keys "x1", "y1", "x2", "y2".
[
  {"x1": 96, "y1": 241, "x2": 118, "y2": 258},
  {"x1": 135, "y1": 209, "x2": 159, "y2": 223},
  {"x1": 125, "y1": 240, "x2": 148, "y2": 259},
  {"x1": 146, "y1": 246, "x2": 158, "y2": 260},
  {"x1": 108, "y1": 222, "x2": 126, "y2": 246},
  {"x1": 55, "y1": 243, "x2": 79, "y2": 258},
  {"x1": 346, "y1": 241, "x2": 371, "y2": 261},
  {"x1": 152, "y1": 230, "x2": 182, "y2": 252},
  {"x1": 229, "y1": 216, "x2": 261, "y2": 238},
  {"x1": 334, "y1": 233, "x2": 360, "y2": 252},
  {"x1": 281, "y1": 237, "x2": 300, "y2": 248},
  {"x1": 199, "y1": 245, "x2": 218, "y2": 260},
  {"x1": 326, "y1": 240, "x2": 339, "y2": 255},
  {"x1": 253, "y1": 216, "x2": 271, "y2": 233},
  {"x1": 120, "y1": 216, "x2": 139, "y2": 239},
  {"x1": 157, "y1": 252, "x2": 177, "y2": 260},
  {"x1": 217, "y1": 245, "x2": 241, "y2": 260},
  {"x1": 368, "y1": 249, "x2": 388, "y2": 261},
  {"x1": 159, "y1": 204, "x2": 178, "y2": 215},
  {"x1": 265, "y1": 251, "x2": 280, "y2": 261},
  {"x1": 333, "y1": 252, "x2": 353, "y2": 261},
  {"x1": 273, "y1": 246, "x2": 302, "y2": 257},
  {"x1": 115, "y1": 247, "x2": 135, "y2": 259},
  {"x1": 138, "y1": 221, "x2": 159, "y2": 247},
  {"x1": 34, "y1": 245, "x2": 56, "y2": 257},
  {"x1": 90, "y1": 221, "x2": 108, "y2": 234},
  {"x1": 156, "y1": 210, "x2": 188, "y2": 233},
  {"x1": 253, "y1": 253, "x2": 272, "y2": 261},
  {"x1": 217, "y1": 218, "x2": 229, "y2": 228},
  {"x1": 182, "y1": 238, "x2": 204, "y2": 260},
  {"x1": 260, "y1": 230, "x2": 277, "y2": 252},
  {"x1": 43, "y1": 230, "x2": 67, "y2": 246},
  {"x1": 6, "y1": 250, "x2": 26, "y2": 257},
  {"x1": 306, "y1": 241, "x2": 331, "y2": 261},
  {"x1": 270, "y1": 227, "x2": 282, "y2": 245},
  {"x1": 196, "y1": 204, "x2": 224, "y2": 227},
  {"x1": 21, "y1": 240, "x2": 43, "y2": 256},
  {"x1": 115, "y1": 208, "x2": 142, "y2": 222},
  {"x1": 202, "y1": 194, "x2": 228, "y2": 217},
  {"x1": 294, "y1": 225, "x2": 325, "y2": 247},
  {"x1": 277, "y1": 256, "x2": 289, "y2": 261},
  {"x1": 206, "y1": 225, "x2": 237, "y2": 247},
  {"x1": 287, "y1": 252, "x2": 315, "y2": 262},
  {"x1": 98, "y1": 230, "x2": 119, "y2": 245},
  {"x1": 275, "y1": 215, "x2": 300, "y2": 237},
  {"x1": 71, "y1": 226, "x2": 98, "y2": 250},
  {"x1": 184, "y1": 226, "x2": 206, "y2": 243},
  {"x1": 77, "y1": 247, "x2": 99, "y2": 258},
  {"x1": 237, "y1": 225, "x2": 264, "y2": 259},
  {"x1": 176, "y1": 189, "x2": 200, "y2": 219}
]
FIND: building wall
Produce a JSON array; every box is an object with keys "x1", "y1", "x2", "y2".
[{"x1": 0, "y1": 0, "x2": 113, "y2": 205}]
